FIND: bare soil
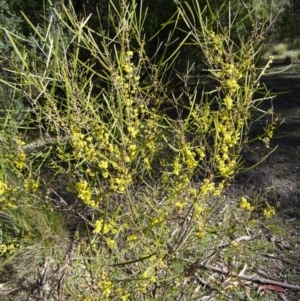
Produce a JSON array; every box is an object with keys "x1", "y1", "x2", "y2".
[{"x1": 233, "y1": 59, "x2": 300, "y2": 300}]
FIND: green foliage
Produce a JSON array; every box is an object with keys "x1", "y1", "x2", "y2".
[
  {"x1": 0, "y1": 0, "x2": 282, "y2": 300},
  {"x1": 0, "y1": 0, "x2": 32, "y2": 139},
  {"x1": 0, "y1": 0, "x2": 23, "y2": 54},
  {"x1": 6, "y1": 0, "x2": 47, "y2": 36},
  {"x1": 271, "y1": 43, "x2": 288, "y2": 55},
  {"x1": 278, "y1": 0, "x2": 300, "y2": 42}
]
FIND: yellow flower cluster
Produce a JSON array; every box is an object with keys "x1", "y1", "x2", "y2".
[
  {"x1": 200, "y1": 179, "x2": 224, "y2": 197},
  {"x1": 191, "y1": 103, "x2": 211, "y2": 134},
  {"x1": 150, "y1": 210, "x2": 167, "y2": 228},
  {"x1": 24, "y1": 177, "x2": 39, "y2": 193},
  {"x1": 71, "y1": 131, "x2": 98, "y2": 163},
  {"x1": 117, "y1": 288, "x2": 130, "y2": 301},
  {"x1": 200, "y1": 178, "x2": 215, "y2": 196},
  {"x1": 83, "y1": 270, "x2": 131, "y2": 301},
  {"x1": 142, "y1": 269, "x2": 156, "y2": 283},
  {"x1": 105, "y1": 237, "x2": 116, "y2": 249},
  {"x1": 182, "y1": 144, "x2": 198, "y2": 169},
  {"x1": 262, "y1": 120, "x2": 277, "y2": 148},
  {"x1": 14, "y1": 152, "x2": 26, "y2": 170},
  {"x1": 223, "y1": 95, "x2": 233, "y2": 110},
  {"x1": 93, "y1": 219, "x2": 117, "y2": 235},
  {"x1": 127, "y1": 234, "x2": 137, "y2": 241},
  {"x1": 221, "y1": 63, "x2": 242, "y2": 94},
  {"x1": 97, "y1": 277, "x2": 113, "y2": 298},
  {"x1": 240, "y1": 196, "x2": 254, "y2": 212},
  {"x1": 122, "y1": 51, "x2": 134, "y2": 75},
  {"x1": 0, "y1": 183, "x2": 17, "y2": 209},
  {"x1": 226, "y1": 78, "x2": 240, "y2": 93},
  {"x1": 199, "y1": 30, "x2": 257, "y2": 180},
  {"x1": 195, "y1": 221, "x2": 206, "y2": 238},
  {"x1": 172, "y1": 156, "x2": 182, "y2": 176},
  {"x1": 210, "y1": 31, "x2": 223, "y2": 53},
  {"x1": 138, "y1": 268, "x2": 157, "y2": 292},
  {"x1": 171, "y1": 139, "x2": 204, "y2": 180},
  {"x1": 0, "y1": 181, "x2": 7, "y2": 195},
  {"x1": 214, "y1": 111, "x2": 242, "y2": 177},
  {"x1": 224, "y1": 63, "x2": 242, "y2": 80},
  {"x1": 0, "y1": 242, "x2": 17, "y2": 256},
  {"x1": 92, "y1": 49, "x2": 158, "y2": 189},
  {"x1": 109, "y1": 172, "x2": 132, "y2": 192},
  {"x1": 194, "y1": 202, "x2": 203, "y2": 216},
  {"x1": 75, "y1": 180, "x2": 96, "y2": 207},
  {"x1": 70, "y1": 120, "x2": 136, "y2": 193},
  {"x1": 263, "y1": 206, "x2": 275, "y2": 218},
  {"x1": 175, "y1": 187, "x2": 198, "y2": 211},
  {"x1": 93, "y1": 219, "x2": 118, "y2": 250}
]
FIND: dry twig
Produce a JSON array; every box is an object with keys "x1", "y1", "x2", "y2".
[{"x1": 199, "y1": 263, "x2": 300, "y2": 292}]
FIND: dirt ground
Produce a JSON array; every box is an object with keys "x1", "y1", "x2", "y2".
[
  {"x1": 233, "y1": 60, "x2": 300, "y2": 300},
  {"x1": 239, "y1": 60, "x2": 300, "y2": 214}
]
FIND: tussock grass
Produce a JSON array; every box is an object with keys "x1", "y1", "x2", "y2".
[{"x1": 271, "y1": 43, "x2": 288, "y2": 55}]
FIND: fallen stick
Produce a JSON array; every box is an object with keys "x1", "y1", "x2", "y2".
[{"x1": 200, "y1": 263, "x2": 300, "y2": 292}]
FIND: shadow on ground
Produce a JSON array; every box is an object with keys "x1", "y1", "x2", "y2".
[{"x1": 233, "y1": 60, "x2": 300, "y2": 300}]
